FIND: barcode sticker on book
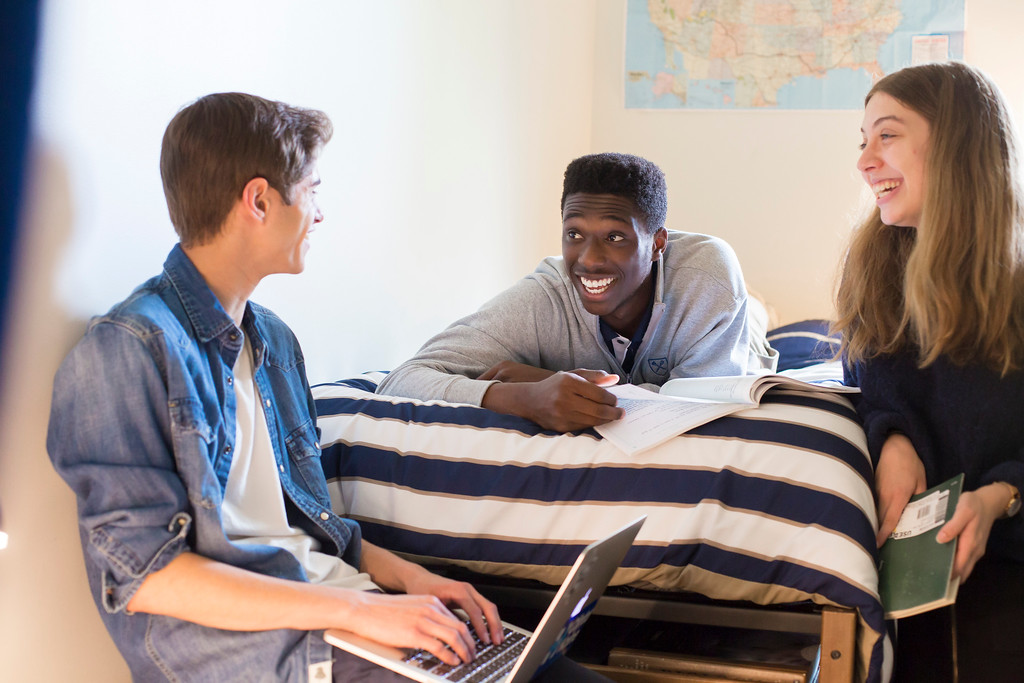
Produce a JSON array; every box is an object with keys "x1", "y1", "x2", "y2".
[{"x1": 889, "y1": 489, "x2": 950, "y2": 540}]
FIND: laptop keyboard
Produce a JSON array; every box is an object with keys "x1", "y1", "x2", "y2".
[{"x1": 403, "y1": 622, "x2": 529, "y2": 682}]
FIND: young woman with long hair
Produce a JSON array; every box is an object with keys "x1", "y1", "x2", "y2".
[{"x1": 837, "y1": 61, "x2": 1024, "y2": 681}]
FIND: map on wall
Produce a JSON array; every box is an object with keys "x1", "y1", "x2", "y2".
[{"x1": 625, "y1": 0, "x2": 966, "y2": 109}]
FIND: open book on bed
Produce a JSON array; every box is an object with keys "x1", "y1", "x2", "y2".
[{"x1": 596, "y1": 365, "x2": 859, "y2": 456}]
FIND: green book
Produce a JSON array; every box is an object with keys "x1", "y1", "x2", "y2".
[{"x1": 877, "y1": 473, "x2": 964, "y2": 619}]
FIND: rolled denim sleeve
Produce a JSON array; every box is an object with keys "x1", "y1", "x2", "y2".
[{"x1": 47, "y1": 320, "x2": 192, "y2": 613}]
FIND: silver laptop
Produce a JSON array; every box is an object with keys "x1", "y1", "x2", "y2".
[{"x1": 324, "y1": 515, "x2": 646, "y2": 683}]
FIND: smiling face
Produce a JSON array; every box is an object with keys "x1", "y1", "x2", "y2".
[
  {"x1": 265, "y1": 170, "x2": 323, "y2": 275},
  {"x1": 858, "y1": 92, "x2": 931, "y2": 228},
  {"x1": 561, "y1": 192, "x2": 667, "y2": 337}
]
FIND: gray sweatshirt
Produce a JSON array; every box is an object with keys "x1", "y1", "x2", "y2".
[{"x1": 377, "y1": 230, "x2": 776, "y2": 405}]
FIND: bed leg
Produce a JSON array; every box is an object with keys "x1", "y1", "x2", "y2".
[{"x1": 819, "y1": 606, "x2": 857, "y2": 683}]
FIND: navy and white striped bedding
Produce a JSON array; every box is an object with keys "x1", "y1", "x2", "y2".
[{"x1": 314, "y1": 371, "x2": 886, "y2": 683}]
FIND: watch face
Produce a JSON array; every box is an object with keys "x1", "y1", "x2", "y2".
[{"x1": 1006, "y1": 485, "x2": 1022, "y2": 518}]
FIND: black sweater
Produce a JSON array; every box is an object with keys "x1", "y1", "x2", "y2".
[{"x1": 845, "y1": 352, "x2": 1024, "y2": 563}]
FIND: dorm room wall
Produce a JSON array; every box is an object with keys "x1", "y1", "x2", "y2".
[
  {"x1": 4, "y1": 1, "x2": 1023, "y2": 680},
  {"x1": 0, "y1": 2, "x2": 595, "y2": 680}
]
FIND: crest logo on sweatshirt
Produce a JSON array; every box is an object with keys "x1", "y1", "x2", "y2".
[{"x1": 648, "y1": 357, "x2": 668, "y2": 375}]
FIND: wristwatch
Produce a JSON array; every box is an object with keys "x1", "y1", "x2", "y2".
[{"x1": 1000, "y1": 482, "x2": 1022, "y2": 519}]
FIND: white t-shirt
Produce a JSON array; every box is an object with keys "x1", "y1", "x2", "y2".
[{"x1": 221, "y1": 337, "x2": 378, "y2": 592}]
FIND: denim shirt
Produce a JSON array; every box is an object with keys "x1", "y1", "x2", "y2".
[{"x1": 47, "y1": 245, "x2": 361, "y2": 681}]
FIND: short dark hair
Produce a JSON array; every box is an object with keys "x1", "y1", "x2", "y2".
[
  {"x1": 160, "y1": 92, "x2": 333, "y2": 247},
  {"x1": 560, "y1": 153, "x2": 667, "y2": 233}
]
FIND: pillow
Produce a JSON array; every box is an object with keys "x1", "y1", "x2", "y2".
[{"x1": 767, "y1": 319, "x2": 841, "y2": 372}]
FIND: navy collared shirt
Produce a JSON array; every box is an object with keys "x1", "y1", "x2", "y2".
[{"x1": 598, "y1": 270, "x2": 657, "y2": 374}]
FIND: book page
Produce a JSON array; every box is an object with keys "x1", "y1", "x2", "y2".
[
  {"x1": 595, "y1": 385, "x2": 747, "y2": 455},
  {"x1": 657, "y1": 375, "x2": 760, "y2": 403},
  {"x1": 660, "y1": 365, "x2": 860, "y2": 403}
]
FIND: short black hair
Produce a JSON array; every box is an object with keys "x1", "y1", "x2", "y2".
[{"x1": 560, "y1": 153, "x2": 667, "y2": 233}]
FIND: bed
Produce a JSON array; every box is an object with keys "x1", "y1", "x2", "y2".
[{"x1": 313, "y1": 321, "x2": 888, "y2": 682}]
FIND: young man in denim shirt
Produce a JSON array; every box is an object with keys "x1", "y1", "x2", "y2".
[{"x1": 47, "y1": 93, "x2": 612, "y2": 682}]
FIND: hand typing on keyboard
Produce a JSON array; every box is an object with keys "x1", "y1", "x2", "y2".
[
  {"x1": 404, "y1": 622, "x2": 529, "y2": 682},
  {"x1": 355, "y1": 558, "x2": 504, "y2": 667}
]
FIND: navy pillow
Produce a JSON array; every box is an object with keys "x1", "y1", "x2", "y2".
[{"x1": 767, "y1": 319, "x2": 840, "y2": 372}]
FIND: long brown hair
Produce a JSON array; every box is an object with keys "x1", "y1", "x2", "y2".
[{"x1": 835, "y1": 62, "x2": 1024, "y2": 374}]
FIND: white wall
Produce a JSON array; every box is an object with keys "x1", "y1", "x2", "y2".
[
  {"x1": 4, "y1": 1, "x2": 1024, "y2": 681},
  {"x1": 0, "y1": 1, "x2": 595, "y2": 679},
  {"x1": 28, "y1": 0, "x2": 596, "y2": 384}
]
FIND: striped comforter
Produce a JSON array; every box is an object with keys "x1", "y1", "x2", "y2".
[{"x1": 314, "y1": 372, "x2": 887, "y2": 682}]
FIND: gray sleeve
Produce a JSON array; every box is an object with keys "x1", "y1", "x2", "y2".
[
  {"x1": 376, "y1": 277, "x2": 556, "y2": 405},
  {"x1": 671, "y1": 289, "x2": 752, "y2": 379},
  {"x1": 661, "y1": 235, "x2": 763, "y2": 380}
]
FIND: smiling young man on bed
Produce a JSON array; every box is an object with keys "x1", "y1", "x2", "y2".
[{"x1": 376, "y1": 153, "x2": 776, "y2": 432}]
